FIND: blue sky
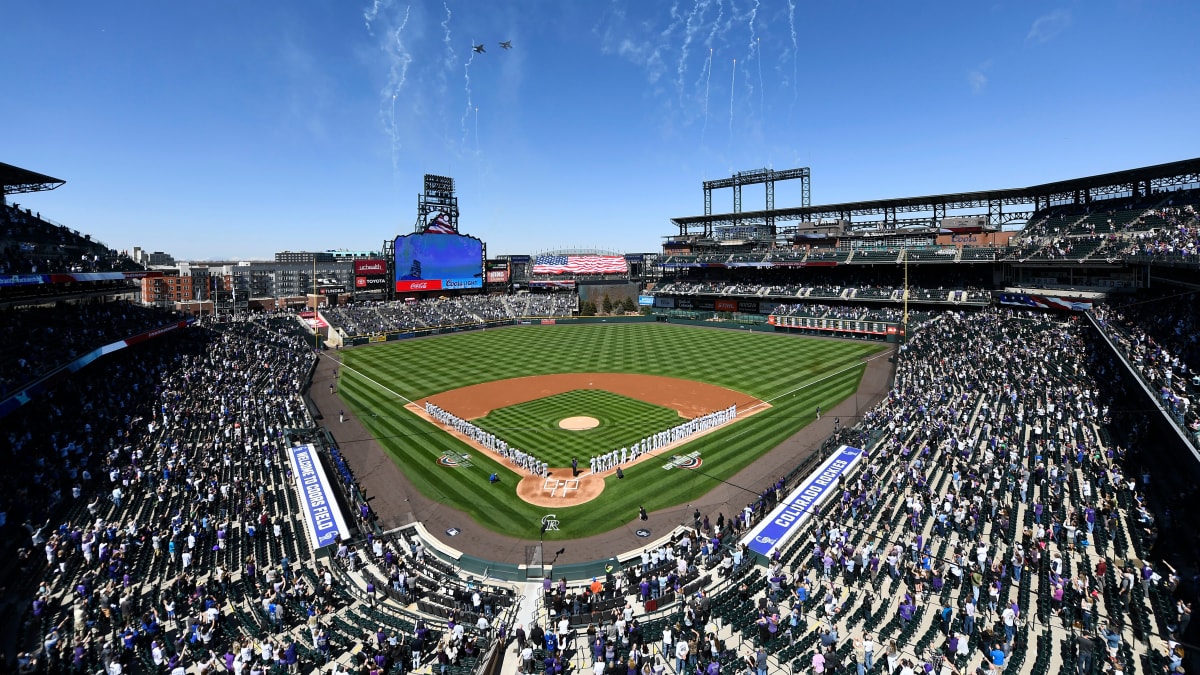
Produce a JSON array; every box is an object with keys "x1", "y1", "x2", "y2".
[{"x1": 3, "y1": 1, "x2": 1198, "y2": 260}]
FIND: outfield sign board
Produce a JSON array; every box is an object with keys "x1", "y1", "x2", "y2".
[
  {"x1": 638, "y1": 295, "x2": 655, "y2": 306},
  {"x1": 741, "y1": 445, "x2": 863, "y2": 557},
  {"x1": 287, "y1": 444, "x2": 351, "y2": 549}
]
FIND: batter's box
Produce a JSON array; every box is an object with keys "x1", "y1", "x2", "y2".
[{"x1": 542, "y1": 478, "x2": 581, "y2": 498}]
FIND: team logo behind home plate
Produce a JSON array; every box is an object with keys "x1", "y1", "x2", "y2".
[
  {"x1": 662, "y1": 451, "x2": 703, "y2": 470},
  {"x1": 437, "y1": 452, "x2": 473, "y2": 468}
]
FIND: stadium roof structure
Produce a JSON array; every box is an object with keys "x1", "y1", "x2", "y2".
[
  {"x1": 671, "y1": 157, "x2": 1200, "y2": 238},
  {"x1": 0, "y1": 162, "x2": 65, "y2": 195}
]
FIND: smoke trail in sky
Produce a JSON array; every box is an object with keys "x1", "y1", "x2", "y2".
[
  {"x1": 701, "y1": 48, "x2": 713, "y2": 146},
  {"x1": 442, "y1": 2, "x2": 456, "y2": 78},
  {"x1": 365, "y1": 1, "x2": 412, "y2": 178},
  {"x1": 785, "y1": 0, "x2": 798, "y2": 105},
  {"x1": 744, "y1": 0, "x2": 759, "y2": 107},
  {"x1": 363, "y1": 0, "x2": 385, "y2": 33},
  {"x1": 461, "y1": 49, "x2": 475, "y2": 148},
  {"x1": 704, "y1": 0, "x2": 723, "y2": 46},
  {"x1": 756, "y1": 37, "x2": 764, "y2": 118},
  {"x1": 729, "y1": 58, "x2": 736, "y2": 144},
  {"x1": 474, "y1": 107, "x2": 480, "y2": 156},
  {"x1": 677, "y1": 0, "x2": 708, "y2": 110}
]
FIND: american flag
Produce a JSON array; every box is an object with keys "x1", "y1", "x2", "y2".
[
  {"x1": 532, "y1": 255, "x2": 628, "y2": 275},
  {"x1": 424, "y1": 212, "x2": 456, "y2": 234}
]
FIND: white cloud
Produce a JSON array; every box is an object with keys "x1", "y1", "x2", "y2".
[
  {"x1": 967, "y1": 70, "x2": 987, "y2": 94},
  {"x1": 967, "y1": 59, "x2": 992, "y2": 94},
  {"x1": 1026, "y1": 9, "x2": 1071, "y2": 43}
]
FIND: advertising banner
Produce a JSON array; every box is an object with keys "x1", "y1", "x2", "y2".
[
  {"x1": 737, "y1": 300, "x2": 759, "y2": 314},
  {"x1": 355, "y1": 276, "x2": 389, "y2": 291},
  {"x1": 742, "y1": 446, "x2": 864, "y2": 557},
  {"x1": 934, "y1": 231, "x2": 1016, "y2": 248},
  {"x1": 287, "y1": 444, "x2": 351, "y2": 549},
  {"x1": 396, "y1": 279, "x2": 443, "y2": 292},
  {"x1": 696, "y1": 299, "x2": 715, "y2": 311},
  {"x1": 654, "y1": 296, "x2": 675, "y2": 309},
  {"x1": 714, "y1": 299, "x2": 738, "y2": 312},
  {"x1": 638, "y1": 295, "x2": 655, "y2": 306},
  {"x1": 677, "y1": 298, "x2": 695, "y2": 310},
  {"x1": 487, "y1": 269, "x2": 510, "y2": 283},
  {"x1": 354, "y1": 259, "x2": 388, "y2": 276}
]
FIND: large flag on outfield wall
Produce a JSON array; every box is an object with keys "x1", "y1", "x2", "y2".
[{"x1": 533, "y1": 255, "x2": 628, "y2": 275}]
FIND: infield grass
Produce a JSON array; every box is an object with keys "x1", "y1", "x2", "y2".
[
  {"x1": 338, "y1": 322, "x2": 884, "y2": 539},
  {"x1": 471, "y1": 389, "x2": 684, "y2": 466}
]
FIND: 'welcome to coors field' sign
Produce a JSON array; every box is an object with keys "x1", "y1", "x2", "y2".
[
  {"x1": 287, "y1": 444, "x2": 352, "y2": 549},
  {"x1": 741, "y1": 445, "x2": 864, "y2": 557}
]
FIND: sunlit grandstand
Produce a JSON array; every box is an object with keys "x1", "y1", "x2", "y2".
[{"x1": 2, "y1": 158, "x2": 1198, "y2": 675}]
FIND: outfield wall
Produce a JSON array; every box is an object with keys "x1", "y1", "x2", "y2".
[{"x1": 345, "y1": 315, "x2": 656, "y2": 345}]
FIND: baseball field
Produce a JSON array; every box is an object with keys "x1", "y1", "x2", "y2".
[{"x1": 336, "y1": 322, "x2": 883, "y2": 540}]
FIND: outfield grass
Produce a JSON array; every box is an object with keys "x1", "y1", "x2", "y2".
[
  {"x1": 471, "y1": 389, "x2": 684, "y2": 466},
  {"x1": 338, "y1": 322, "x2": 884, "y2": 540}
]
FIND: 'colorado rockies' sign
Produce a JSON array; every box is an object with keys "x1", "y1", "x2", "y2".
[{"x1": 741, "y1": 445, "x2": 864, "y2": 557}]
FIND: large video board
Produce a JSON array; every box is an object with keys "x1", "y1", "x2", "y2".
[{"x1": 393, "y1": 233, "x2": 484, "y2": 292}]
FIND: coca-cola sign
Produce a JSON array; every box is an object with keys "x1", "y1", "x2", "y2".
[
  {"x1": 354, "y1": 259, "x2": 387, "y2": 275},
  {"x1": 396, "y1": 279, "x2": 442, "y2": 292}
]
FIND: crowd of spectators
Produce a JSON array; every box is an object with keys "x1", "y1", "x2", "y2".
[
  {"x1": 1, "y1": 205, "x2": 138, "y2": 275},
  {"x1": 2, "y1": 313, "x2": 331, "y2": 673},
  {"x1": 2, "y1": 289, "x2": 1197, "y2": 675},
  {"x1": 654, "y1": 269, "x2": 994, "y2": 307},
  {"x1": 769, "y1": 303, "x2": 909, "y2": 323},
  {"x1": 0, "y1": 301, "x2": 180, "y2": 398},
  {"x1": 1093, "y1": 294, "x2": 1200, "y2": 446},
  {"x1": 322, "y1": 294, "x2": 578, "y2": 338},
  {"x1": 0, "y1": 306, "x2": 512, "y2": 674},
  {"x1": 1117, "y1": 206, "x2": 1200, "y2": 262},
  {"x1": 494, "y1": 307, "x2": 1194, "y2": 675}
]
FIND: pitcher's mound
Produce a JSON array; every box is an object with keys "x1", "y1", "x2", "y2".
[{"x1": 559, "y1": 416, "x2": 600, "y2": 431}]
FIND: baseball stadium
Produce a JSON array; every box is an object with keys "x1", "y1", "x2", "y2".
[{"x1": 3, "y1": 153, "x2": 1200, "y2": 675}]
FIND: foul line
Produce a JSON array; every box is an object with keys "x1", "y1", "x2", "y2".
[{"x1": 332, "y1": 359, "x2": 417, "y2": 407}]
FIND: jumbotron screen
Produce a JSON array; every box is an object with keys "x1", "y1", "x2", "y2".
[{"x1": 393, "y1": 233, "x2": 484, "y2": 292}]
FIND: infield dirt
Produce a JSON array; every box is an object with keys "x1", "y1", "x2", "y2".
[{"x1": 406, "y1": 372, "x2": 769, "y2": 507}]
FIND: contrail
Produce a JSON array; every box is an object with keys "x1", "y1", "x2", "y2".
[
  {"x1": 677, "y1": 0, "x2": 708, "y2": 111},
  {"x1": 370, "y1": 3, "x2": 412, "y2": 178},
  {"x1": 701, "y1": 47, "x2": 713, "y2": 146},
  {"x1": 705, "y1": 0, "x2": 723, "y2": 46},
  {"x1": 728, "y1": 58, "x2": 736, "y2": 144},
  {"x1": 744, "y1": 0, "x2": 759, "y2": 110},
  {"x1": 442, "y1": 2, "x2": 456, "y2": 80},
  {"x1": 756, "y1": 37, "x2": 764, "y2": 118},
  {"x1": 461, "y1": 48, "x2": 476, "y2": 149},
  {"x1": 474, "y1": 106, "x2": 480, "y2": 155},
  {"x1": 363, "y1": 0, "x2": 386, "y2": 34},
  {"x1": 786, "y1": 0, "x2": 798, "y2": 106}
]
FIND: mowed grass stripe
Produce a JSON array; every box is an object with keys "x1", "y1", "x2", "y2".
[
  {"x1": 472, "y1": 390, "x2": 684, "y2": 466},
  {"x1": 338, "y1": 323, "x2": 884, "y2": 539}
]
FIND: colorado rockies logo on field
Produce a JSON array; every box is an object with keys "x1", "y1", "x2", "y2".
[
  {"x1": 437, "y1": 452, "x2": 473, "y2": 468},
  {"x1": 662, "y1": 451, "x2": 703, "y2": 470}
]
